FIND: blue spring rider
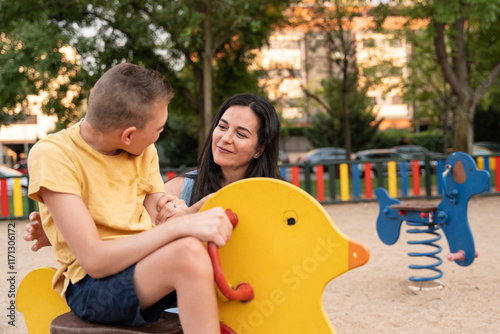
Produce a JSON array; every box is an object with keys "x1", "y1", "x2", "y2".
[{"x1": 375, "y1": 152, "x2": 490, "y2": 283}]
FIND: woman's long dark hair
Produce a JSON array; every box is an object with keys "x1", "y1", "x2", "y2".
[{"x1": 190, "y1": 93, "x2": 282, "y2": 204}]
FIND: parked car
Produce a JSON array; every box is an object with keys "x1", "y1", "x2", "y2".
[
  {"x1": 0, "y1": 165, "x2": 29, "y2": 195},
  {"x1": 391, "y1": 145, "x2": 441, "y2": 172},
  {"x1": 392, "y1": 145, "x2": 443, "y2": 159},
  {"x1": 473, "y1": 141, "x2": 500, "y2": 153},
  {"x1": 12, "y1": 159, "x2": 28, "y2": 175},
  {"x1": 473, "y1": 145, "x2": 495, "y2": 156},
  {"x1": 298, "y1": 147, "x2": 347, "y2": 172},
  {"x1": 353, "y1": 149, "x2": 407, "y2": 178}
]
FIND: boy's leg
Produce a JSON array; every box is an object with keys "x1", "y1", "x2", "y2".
[{"x1": 133, "y1": 236, "x2": 219, "y2": 334}]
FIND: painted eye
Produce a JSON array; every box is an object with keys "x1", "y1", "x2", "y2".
[{"x1": 283, "y1": 210, "x2": 298, "y2": 226}]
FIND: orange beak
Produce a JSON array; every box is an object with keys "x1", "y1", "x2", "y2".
[{"x1": 348, "y1": 240, "x2": 370, "y2": 270}]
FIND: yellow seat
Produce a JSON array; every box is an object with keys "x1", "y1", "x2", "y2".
[
  {"x1": 16, "y1": 267, "x2": 70, "y2": 334},
  {"x1": 200, "y1": 178, "x2": 370, "y2": 333}
]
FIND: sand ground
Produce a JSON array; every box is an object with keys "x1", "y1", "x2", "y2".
[{"x1": 1, "y1": 196, "x2": 500, "y2": 333}]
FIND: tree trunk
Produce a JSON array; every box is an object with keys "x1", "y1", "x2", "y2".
[
  {"x1": 452, "y1": 102, "x2": 469, "y2": 152},
  {"x1": 342, "y1": 65, "x2": 351, "y2": 160},
  {"x1": 200, "y1": 0, "x2": 213, "y2": 155}
]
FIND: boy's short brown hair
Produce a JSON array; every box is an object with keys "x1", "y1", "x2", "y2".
[{"x1": 86, "y1": 63, "x2": 174, "y2": 132}]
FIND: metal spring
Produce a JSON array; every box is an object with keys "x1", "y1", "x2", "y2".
[{"x1": 406, "y1": 221, "x2": 443, "y2": 282}]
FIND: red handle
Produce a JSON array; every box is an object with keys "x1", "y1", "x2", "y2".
[{"x1": 208, "y1": 209, "x2": 254, "y2": 302}]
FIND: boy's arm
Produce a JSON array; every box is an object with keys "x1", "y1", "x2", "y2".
[{"x1": 40, "y1": 187, "x2": 233, "y2": 279}]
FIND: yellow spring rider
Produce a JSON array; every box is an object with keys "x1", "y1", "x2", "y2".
[{"x1": 17, "y1": 178, "x2": 369, "y2": 333}]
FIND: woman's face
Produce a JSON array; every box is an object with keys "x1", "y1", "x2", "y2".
[{"x1": 212, "y1": 105, "x2": 262, "y2": 173}]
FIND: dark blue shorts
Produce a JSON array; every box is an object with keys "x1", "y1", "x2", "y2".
[{"x1": 65, "y1": 264, "x2": 177, "y2": 326}]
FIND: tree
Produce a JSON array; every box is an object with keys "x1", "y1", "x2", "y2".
[
  {"x1": 305, "y1": 76, "x2": 381, "y2": 152},
  {"x1": 290, "y1": 0, "x2": 369, "y2": 158},
  {"x1": 396, "y1": 27, "x2": 454, "y2": 154},
  {"x1": 386, "y1": 0, "x2": 500, "y2": 153},
  {"x1": 0, "y1": 5, "x2": 83, "y2": 128},
  {"x1": 0, "y1": 0, "x2": 291, "y2": 154}
]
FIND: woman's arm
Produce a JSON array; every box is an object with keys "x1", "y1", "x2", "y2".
[{"x1": 164, "y1": 176, "x2": 185, "y2": 198}]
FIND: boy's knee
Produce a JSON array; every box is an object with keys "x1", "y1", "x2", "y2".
[{"x1": 173, "y1": 237, "x2": 213, "y2": 275}]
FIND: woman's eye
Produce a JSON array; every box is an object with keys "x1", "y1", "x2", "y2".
[
  {"x1": 218, "y1": 124, "x2": 227, "y2": 130},
  {"x1": 236, "y1": 131, "x2": 247, "y2": 138}
]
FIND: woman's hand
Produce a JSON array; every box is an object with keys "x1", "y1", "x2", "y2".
[{"x1": 155, "y1": 194, "x2": 188, "y2": 225}]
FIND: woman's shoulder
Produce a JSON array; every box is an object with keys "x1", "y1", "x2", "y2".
[{"x1": 164, "y1": 175, "x2": 186, "y2": 197}]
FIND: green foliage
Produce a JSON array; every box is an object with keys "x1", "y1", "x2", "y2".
[
  {"x1": 305, "y1": 77, "x2": 380, "y2": 152},
  {"x1": 0, "y1": 0, "x2": 291, "y2": 154},
  {"x1": 0, "y1": 2, "x2": 83, "y2": 127},
  {"x1": 474, "y1": 92, "x2": 500, "y2": 143},
  {"x1": 391, "y1": 0, "x2": 500, "y2": 152},
  {"x1": 410, "y1": 129, "x2": 446, "y2": 153},
  {"x1": 401, "y1": 28, "x2": 451, "y2": 130},
  {"x1": 157, "y1": 112, "x2": 199, "y2": 168},
  {"x1": 213, "y1": 50, "x2": 264, "y2": 111},
  {"x1": 374, "y1": 128, "x2": 447, "y2": 153},
  {"x1": 373, "y1": 128, "x2": 408, "y2": 149},
  {"x1": 280, "y1": 126, "x2": 306, "y2": 137}
]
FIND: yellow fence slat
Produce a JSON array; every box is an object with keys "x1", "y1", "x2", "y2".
[
  {"x1": 340, "y1": 163, "x2": 349, "y2": 201},
  {"x1": 388, "y1": 161, "x2": 397, "y2": 197},
  {"x1": 477, "y1": 157, "x2": 484, "y2": 170},
  {"x1": 13, "y1": 178, "x2": 23, "y2": 217}
]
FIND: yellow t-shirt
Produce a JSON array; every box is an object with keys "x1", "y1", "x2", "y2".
[{"x1": 28, "y1": 120, "x2": 166, "y2": 296}]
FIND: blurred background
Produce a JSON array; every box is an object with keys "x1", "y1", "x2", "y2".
[{"x1": 1, "y1": 0, "x2": 500, "y2": 171}]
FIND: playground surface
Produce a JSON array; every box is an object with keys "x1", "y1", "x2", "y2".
[{"x1": 2, "y1": 195, "x2": 499, "y2": 333}]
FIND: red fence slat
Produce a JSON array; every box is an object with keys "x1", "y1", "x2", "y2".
[
  {"x1": 316, "y1": 165, "x2": 324, "y2": 202},
  {"x1": 412, "y1": 160, "x2": 420, "y2": 196},
  {"x1": 1, "y1": 179, "x2": 9, "y2": 217},
  {"x1": 364, "y1": 162, "x2": 372, "y2": 199}
]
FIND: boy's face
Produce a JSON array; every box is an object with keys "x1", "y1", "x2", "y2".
[{"x1": 126, "y1": 102, "x2": 168, "y2": 156}]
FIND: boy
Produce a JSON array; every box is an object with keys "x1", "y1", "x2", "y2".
[{"x1": 28, "y1": 63, "x2": 232, "y2": 333}]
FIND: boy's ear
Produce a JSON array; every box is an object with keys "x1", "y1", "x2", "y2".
[{"x1": 121, "y1": 126, "x2": 137, "y2": 145}]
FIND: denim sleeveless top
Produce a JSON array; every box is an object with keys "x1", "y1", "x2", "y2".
[{"x1": 180, "y1": 170, "x2": 198, "y2": 206}]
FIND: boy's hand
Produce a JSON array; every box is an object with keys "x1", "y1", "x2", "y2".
[
  {"x1": 188, "y1": 207, "x2": 233, "y2": 247},
  {"x1": 156, "y1": 194, "x2": 187, "y2": 225},
  {"x1": 24, "y1": 212, "x2": 52, "y2": 252}
]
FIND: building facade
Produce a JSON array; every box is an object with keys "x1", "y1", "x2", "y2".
[{"x1": 251, "y1": 0, "x2": 424, "y2": 130}]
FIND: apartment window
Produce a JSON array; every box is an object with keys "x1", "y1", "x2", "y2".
[
  {"x1": 392, "y1": 95, "x2": 404, "y2": 104},
  {"x1": 15, "y1": 115, "x2": 38, "y2": 125},
  {"x1": 363, "y1": 38, "x2": 376, "y2": 48},
  {"x1": 389, "y1": 67, "x2": 403, "y2": 77},
  {"x1": 271, "y1": 39, "x2": 301, "y2": 49},
  {"x1": 389, "y1": 38, "x2": 402, "y2": 48}
]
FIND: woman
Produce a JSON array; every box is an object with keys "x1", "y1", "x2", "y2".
[
  {"x1": 166, "y1": 93, "x2": 282, "y2": 208},
  {"x1": 25, "y1": 93, "x2": 283, "y2": 249}
]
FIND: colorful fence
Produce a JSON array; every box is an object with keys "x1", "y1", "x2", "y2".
[
  {"x1": 1, "y1": 155, "x2": 499, "y2": 220},
  {"x1": 162, "y1": 154, "x2": 500, "y2": 204},
  {"x1": 0, "y1": 176, "x2": 35, "y2": 221}
]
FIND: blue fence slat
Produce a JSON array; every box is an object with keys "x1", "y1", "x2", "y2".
[
  {"x1": 280, "y1": 167, "x2": 287, "y2": 181},
  {"x1": 400, "y1": 161, "x2": 408, "y2": 196},
  {"x1": 484, "y1": 158, "x2": 491, "y2": 192},
  {"x1": 352, "y1": 164, "x2": 360, "y2": 199}
]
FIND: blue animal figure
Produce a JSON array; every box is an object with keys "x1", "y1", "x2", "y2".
[{"x1": 375, "y1": 152, "x2": 490, "y2": 281}]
